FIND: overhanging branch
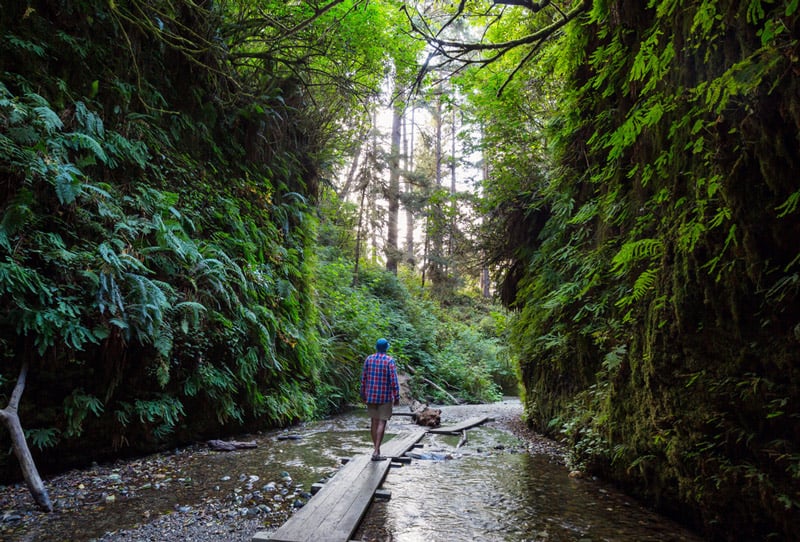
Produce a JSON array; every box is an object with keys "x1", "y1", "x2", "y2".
[{"x1": 405, "y1": 0, "x2": 590, "y2": 95}]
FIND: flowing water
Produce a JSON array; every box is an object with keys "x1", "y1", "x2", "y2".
[
  {"x1": 361, "y1": 428, "x2": 701, "y2": 541},
  {"x1": 0, "y1": 399, "x2": 704, "y2": 541}
]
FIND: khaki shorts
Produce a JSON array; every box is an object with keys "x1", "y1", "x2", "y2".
[{"x1": 366, "y1": 402, "x2": 393, "y2": 421}]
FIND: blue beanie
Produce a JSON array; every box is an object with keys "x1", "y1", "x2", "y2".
[{"x1": 376, "y1": 338, "x2": 389, "y2": 352}]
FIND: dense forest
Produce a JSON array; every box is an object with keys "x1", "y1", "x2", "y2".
[{"x1": 0, "y1": 1, "x2": 797, "y2": 541}]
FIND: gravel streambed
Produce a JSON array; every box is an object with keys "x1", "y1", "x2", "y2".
[{"x1": 0, "y1": 399, "x2": 558, "y2": 542}]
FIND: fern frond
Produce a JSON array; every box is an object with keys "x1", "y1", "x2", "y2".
[
  {"x1": 610, "y1": 238, "x2": 663, "y2": 275},
  {"x1": 3, "y1": 35, "x2": 46, "y2": 57},
  {"x1": 74, "y1": 101, "x2": 104, "y2": 137},
  {"x1": 776, "y1": 190, "x2": 799, "y2": 218},
  {"x1": 32, "y1": 106, "x2": 63, "y2": 134},
  {"x1": 53, "y1": 163, "x2": 83, "y2": 204},
  {"x1": 65, "y1": 132, "x2": 108, "y2": 164},
  {"x1": 632, "y1": 268, "x2": 658, "y2": 301}
]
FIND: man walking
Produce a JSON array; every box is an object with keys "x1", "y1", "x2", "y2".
[{"x1": 360, "y1": 338, "x2": 400, "y2": 461}]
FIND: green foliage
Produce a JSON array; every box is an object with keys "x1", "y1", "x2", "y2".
[
  {"x1": 315, "y1": 187, "x2": 511, "y2": 408},
  {"x1": 25, "y1": 428, "x2": 60, "y2": 450},
  {"x1": 462, "y1": 0, "x2": 800, "y2": 537},
  {"x1": 63, "y1": 390, "x2": 104, "y2": 438},
  {"x1": 0, "y1": 0, "x2": 342, "y2": 468}
]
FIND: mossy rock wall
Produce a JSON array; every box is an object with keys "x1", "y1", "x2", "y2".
[
  {"x1": 516, "y1": 1, "x2": 800, "y2": 539},
  {"x1": 0, "y1": 1, "x2": 321, "y2": 480}
]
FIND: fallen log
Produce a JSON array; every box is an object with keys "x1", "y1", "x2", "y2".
[
  {"x1": 419, "y1": 376, "x2": 461, "y2": 405},
  {"x1": 207, "y1": 439, "x2": 257, "y2": 451}
]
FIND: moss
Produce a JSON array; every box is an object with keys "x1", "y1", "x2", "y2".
[{"x1": 514, "y1": 0, "x2": 800, "y2": 539}]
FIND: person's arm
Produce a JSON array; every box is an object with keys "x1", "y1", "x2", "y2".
[
  {"x1": 389, "y1": 359, "x2": 400, "y2": 404},
  {"x1": 360, "y1": 359, "x2": 367, "y2": 402}
]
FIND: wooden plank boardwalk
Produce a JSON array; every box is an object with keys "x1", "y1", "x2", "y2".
[
  {"x1": 253, "y1": 430, "x2": 426, "y2": 542},
  {"x1": 427, "y1": 415, "x2": 489, "y2": 434},
  {"x1": 252, "y1": 419, "x2": 490, "y2": 542}
]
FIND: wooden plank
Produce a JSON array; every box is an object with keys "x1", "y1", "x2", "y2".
[
  {"x1": 253, "y1": 430, "x2": 427, "y2": 542},
  {"x1": 310, "y1": 455, "x2": 388, "y2": 542},
  {"x1": 427, "y1": 415, "x2": 489, "y2": 434},
  {"x1": 256, "y1": 455, "x2": 390, "y2": 542},
  {"x1": 381, "y1": 429, "x2": 427, "y2": 459}
]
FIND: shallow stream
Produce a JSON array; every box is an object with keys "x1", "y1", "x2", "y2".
[{"x1": 0, "y1": 399, "x2": 704, "y2": 541}]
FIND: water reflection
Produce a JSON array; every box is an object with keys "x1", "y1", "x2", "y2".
[{"x1": 365, "y1": 424, "x2": 703, "y2": 542}]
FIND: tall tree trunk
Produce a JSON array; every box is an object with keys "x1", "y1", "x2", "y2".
[
  {"x1": 386, "y1": 99, "x2": 403, "y2": 274},
  {"x1": 480, "y1": 146, "x2": 491, "y2": 298},
  {"x1": 368, "y1": 109, "x2": 379, "y2": 264},
  {"x1": 449, "y1": 92, "x2": 457, "y2": 270},
  {"x1": 338, "y1": 139, "x2": 363, "y2": 198},
  {"x1": 428, "y1": 91, "x2": 444, "y2": 285},
  {"x1": 0, "y1": 361, "x2": 53, "y2": 512},
  {"x1": 405, "y1": 105, "x2": 416, "y2": 265},
  {"x1": 353, "y1": 181, "x2": 367, "y2": 287}
]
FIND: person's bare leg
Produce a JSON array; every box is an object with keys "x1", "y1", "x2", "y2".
[
  {"x1": 370, "y1": 418, "x2": 380, "y2": 454},
  {"x1": 374, "y1": 419, "x2": 387, "y2": 456}
]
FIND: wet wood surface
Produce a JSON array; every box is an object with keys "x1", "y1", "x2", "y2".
[
  {"x1": 427, "y1": 415, "x2": 489, "y2": 434},
  {"x1": 253, "y1": 430, "x2": 426, "y2": 542}
]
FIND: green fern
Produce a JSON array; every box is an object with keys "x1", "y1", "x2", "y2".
[
  {"x1": 53, "y1": 163, "x2": 84, "y2": 204},
  {"x1": 776, "y1": 190, "x2": 799, "y2": 218},
  {"x1": 610, "y1": 238, "x2": 663, "y2": 275},
  {"x1": 63, "y1": 390, "x2": 104, "y2": 438},
  {"x1": 3, "y1": 34, "x2": 46, "y2": 57},
  {"x1": 65, "y1": 132, "x2": 108, "y2": 165},
  {"x1": 25, "y1": 428, "x2": 60, "y2": 450}
]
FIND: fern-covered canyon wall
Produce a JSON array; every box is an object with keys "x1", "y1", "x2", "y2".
[
  {"x1": 0, "y1": 0, "x2": 323, "y2": 479},
  {"x1": 511, "y1": 1, "x2": 799, "y2": 539}
]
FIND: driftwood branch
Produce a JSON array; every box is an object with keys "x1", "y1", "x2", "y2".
[
  {"x1": 457, "y1": 429, "x2": 468, "y2": 449},
  {"x1": 0, "y1": 360, "x2": 52, "y2": 512}
]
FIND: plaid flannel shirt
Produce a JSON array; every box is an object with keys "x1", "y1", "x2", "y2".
[{"x1": 360, "y1": 352, "x2": 399, "y2": 404}]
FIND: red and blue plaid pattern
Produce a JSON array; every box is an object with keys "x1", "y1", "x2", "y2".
[{"x1": 360, "y1": 352, "x2": 399, "y2": 404}]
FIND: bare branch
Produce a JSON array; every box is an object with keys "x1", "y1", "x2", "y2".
[
  {"x1": 405, "y1": 0, "x2": 590, "y2": 95},
  {"x1": 436, "y1": 0, "x2": 469, "y2": 38},
  {"x1": 494, "y1": 0, "x2": 553, "y2": 12},
  {"x1": 8, "y1": 360, "x2": 29, "y2": 412}
]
